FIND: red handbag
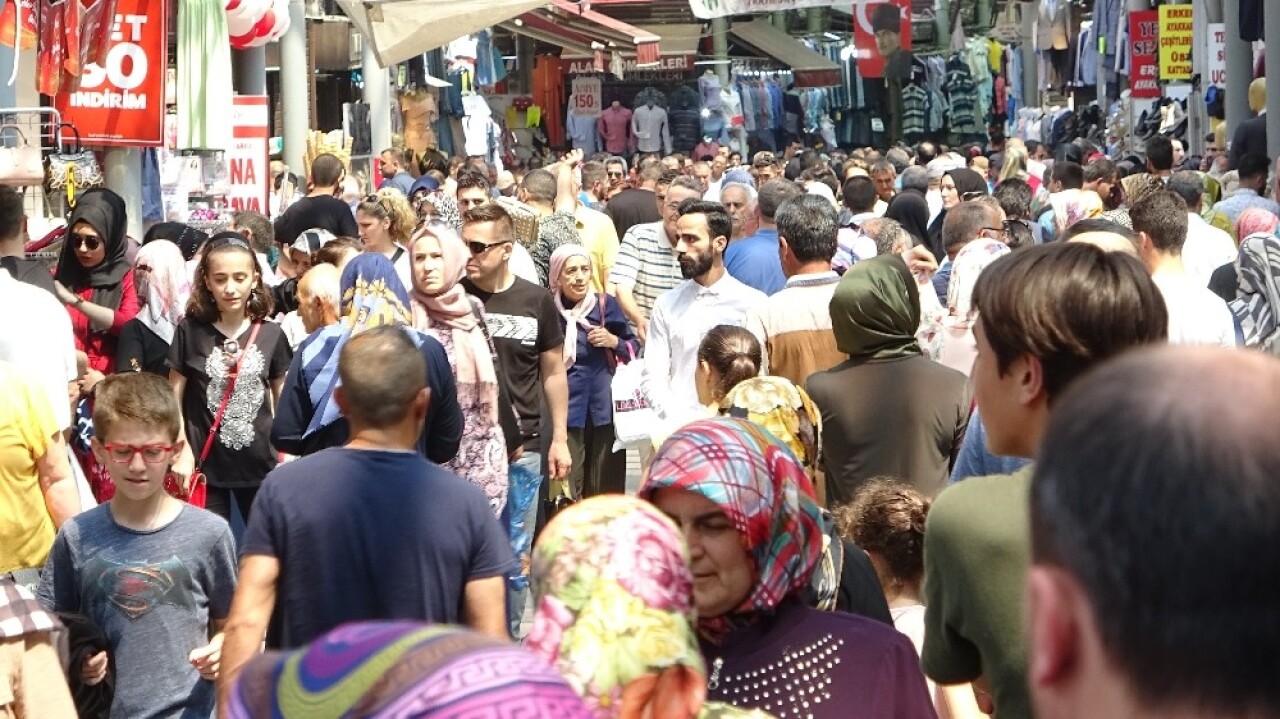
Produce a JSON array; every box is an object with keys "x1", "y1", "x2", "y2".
[{"x1": 167, "y1": 323, "x2": 262, "y2": 507}]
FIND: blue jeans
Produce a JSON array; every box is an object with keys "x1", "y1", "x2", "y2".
[{"x1": 507, "y1": 451, "x2": 543, "y2": 638}]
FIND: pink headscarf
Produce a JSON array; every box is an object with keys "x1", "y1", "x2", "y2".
[
  {"x1": 134, "y1": 239, "x2": 190, "y2": 345},
  {"x1": 549, "y1": 244, "x2": 595, "y2": 369},
  {"x1": 1235, "y1": 208, "x2": 1280, "y2": 241},
  {"x1": 408, "y1": 222, "x2": 499, "y2": 416}
]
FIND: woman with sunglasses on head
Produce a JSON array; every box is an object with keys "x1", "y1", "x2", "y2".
[
  {"x1": 53, "y1": 188, "x2": 139, "y2": 377},
  {"x1": 168, "y1": 233, "x2": 293, "y2": 524},
  {"x1": 356, "y1": 189, "x2": 416, "y2": 291},
  {"x1": 407, "y1": 222, "x2": 512, "y2": 517},
  {"x1": 640, "y1": 418, "x2": 937, "y2": 719},
  {"x1": 925, "y1": 169, "x2": 988, "y2": 263},
  {"x1": 116, "y1": 239, "x2": 191, "y2": 377}
]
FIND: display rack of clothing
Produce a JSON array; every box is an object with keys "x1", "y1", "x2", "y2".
[{"x1": 668, "y1": 85, "x2": 703, "y2": 154}]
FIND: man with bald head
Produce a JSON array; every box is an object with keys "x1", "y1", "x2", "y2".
[
  {"x1": 1027, "y1": 347, "x2": 1280, "y2": 719},
  {"x1": 220, "y1": 326, "x2": 515, "y2": 705}
]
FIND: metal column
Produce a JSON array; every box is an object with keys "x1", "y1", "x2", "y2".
[
  {"x1": 279, "y1": 0, "x2": 309, "y2": 177},
  {"x1": 362, "y1": 40, "x2": 391, "y2": 157},
  {"x1": 233, "y1": 46, "x2": 267, "y2": 96},
  {"x1": 104, "y1": 149, "x2": 143, "y2": 241},
  {"x1": 1267, "y1": 0, "x2": 1280, "y2": 158},
  {"x1": 712, "y1": 16, "x2": 730, "y2": 85},
  {"x1": 1222, "y1": 0, "x2": 1252, "y2": 140}
]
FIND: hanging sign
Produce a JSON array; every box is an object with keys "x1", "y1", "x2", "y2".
[
  {"x1": 226, "y1": 96, "x2": 270, "y2": 214},
  {"x1": 570, "y1": 77, "x2": 603, "y2": 117},
  {"x1": 688, "y1": 0, "x2": 833, "y2": 20},
  {"x1": 54, "y1": 0, "x2": 167, "y2": 147},
  {"x1": 852, "y1": 0, "x2": 912, "y2": 81},
  {"x1": 1157, "y1": 4, "x2": 1193, "y2": 81},
  {"x1": 1208, "y1": 23, "x2": 1226, "y2": 88},
  {"x1": 1129, "y1": 10, "x2": 1160, "y2": 99}
]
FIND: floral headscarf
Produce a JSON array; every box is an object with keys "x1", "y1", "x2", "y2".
[
  {"x1": 1229, "y1": 232, "x2": 1280, "y2": 351},
  {"x1": 528, "y1": 496, "x2": 703, "y2": 716},
  {"x1": 1050, "y1": 189, "x2": 1104, "y2": 234},
  {"x1": 1235, "y1": 207, "x2": 1280, "y2": 241},
  {"x1": 132, "y1": 239, "x2": 190, "y2": 345},
  {"x1": 639, "y1": 418, "x2": 824, "y2": 643},
  {"x1": 717, "y1": 377, "x2": 820, "y2": 481},
  {"x1": 228, "y1": 622, "x2": 593, "y2": 719}
]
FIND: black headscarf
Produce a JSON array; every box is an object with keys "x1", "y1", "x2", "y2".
[
  {"x1": 885, "y1": 189, "x2": 931, "y2": 247},
  {"x1": 143, "y1": 221, "x2": 209, "y2": 261},
  {"x1": 925, "y1": 168, "x2": 989, "y2": 261},
  {"x1": 54, "y1": 188, "x2": 130, "y2": 309}
]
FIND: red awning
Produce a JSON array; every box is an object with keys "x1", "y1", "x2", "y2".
[{"x1": 538, "y1": 0, "x2": 661, "y2": 65}]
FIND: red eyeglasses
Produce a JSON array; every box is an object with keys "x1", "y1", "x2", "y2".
[{"x1": 100, "y1": 443, "x2": 176, "y2": 464}]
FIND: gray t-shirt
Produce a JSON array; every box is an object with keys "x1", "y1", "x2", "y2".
[{"x1": 37, "y1": 504, "x2": 237, "y2": 719}]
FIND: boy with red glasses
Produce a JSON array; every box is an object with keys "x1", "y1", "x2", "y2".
[{"x1": 37, "y1": 372, "x2": 236, "y2": 718}]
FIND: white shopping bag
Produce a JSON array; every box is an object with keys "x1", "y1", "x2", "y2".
[{"x1": 611, "y1": 356, "x2": 657, "y2": 451}]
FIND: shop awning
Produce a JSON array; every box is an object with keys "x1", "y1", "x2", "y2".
[
  {"x1": 544, "y1": 0, "x2": 661, "y2": 64},
  {"x1": 728, "y1": 19, "x2": 841, "y2": 88},
  {"x1": 562, "y1": 23, "x2": 700, "y2": 63},
  {"x1": 336, "y1": 0, "x2": 547, "y2": 68},
  {"x1": 498, "y1": 13, "x2": 601, "y2": 56}
]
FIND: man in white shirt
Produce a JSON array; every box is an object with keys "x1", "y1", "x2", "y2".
[
  {"x1": 0, "y1": 267, "x2": 78, "y2": 432},
  {"x1": 1167, "y1": 172, "x2": 1238, "y2": 288},
  {"x1": 704, "y1": 156, "x2": 728, "y2": 200},
  {"x1": 644, "y1": 200, "x2": 766, "y2": 422},
  {"x1": 1131, "y1": 190, "x2": 1236, "y2": 347}
]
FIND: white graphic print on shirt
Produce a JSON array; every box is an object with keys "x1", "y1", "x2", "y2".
[{"x1": 204, "y1": 344, "x2": 266, "y2": 450}]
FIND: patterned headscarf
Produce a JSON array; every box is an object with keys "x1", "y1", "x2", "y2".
[
  {"x1": 548, "y1": 244, "x2": 597, "y2": 370},
  {"x1": 422, "y1": 192, "x2": 462, "y2": 232},
  {"x1": 528, "y1": 495, "x2": 704, "y2": 717},
  {"x1": 1050, "y1": 189, "x2": 1105, "y2": 234},
  {"x1": 298, "y1": 253, "x2": 416, "y2": 437},
  {"x1": 639, "y1": 418, "x2": 824, "y2": 643},
  {"x1": 1229, "y1": 233, "x2": 1280, "y2": 351},
  {"x1": 947, "y1": 238, "x2": 1011, "y2": 322},
  {"x1": 228, "y1": 622, "x2": 593, "y2": 719},
  {"x1": 132, "y1": 239, "x2": 191, "y2": 345},
  {"x1": 1235, "y1": 207, "x2": 1280, "y2": 241},
  {"x1": 717, "y1": 377, "x2": 821, "y2": 481}
]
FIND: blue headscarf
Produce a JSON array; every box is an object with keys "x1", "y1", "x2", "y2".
[{"x1": 298, "y1": 253, "x2": 417, "y2": 436}]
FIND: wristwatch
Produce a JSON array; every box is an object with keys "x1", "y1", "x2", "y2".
[{"x1": 72, "y1": 295, "x2": 84, "y2": 307}]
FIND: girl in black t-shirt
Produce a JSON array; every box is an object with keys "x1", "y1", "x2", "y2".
[{"x1": 169, "y1": 233, "x2": 292, "y2": 524}]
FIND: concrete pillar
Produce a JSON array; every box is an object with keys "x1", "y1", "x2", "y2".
[
  {"x1": 771, "y1": 11, "x2": 787, "y2": 31},
  {"x1": 1222, "y1": 0, "x2": 1251, "y2": 140},
  {"x1": 0, "y1": 45, "x2": 15, "y2": 108},
  {"x1": 1267, "y1": 0, "x2": 1280, "y2": 159},
  {"x1": 1188, "y1": 0, "x2": 1204, "y2": 155},
  {"x1": 937, "y1": 0, "x2": 950, "y2": 51},
  {"x1": 233, "y1": 46, "x2": 267, "y2": 96},
  {"x1": 806, "y1": 7, "x2": 823, "y2": 36},
  {"x1": 279, "y1": 0, "x2": 309, "y2": 177},
  {"x1": 362, "y1": 40, "x2": 391, "y2": 156},
  {"x1": 104, "y1": 149, "x2": 143, "y2": 240},
  {"x1": 1021, "y1": 0, "x2": 1037, "y2": 107},
  {"x1": 712, "y1": 16, "x2": 730, "y2": 85}
]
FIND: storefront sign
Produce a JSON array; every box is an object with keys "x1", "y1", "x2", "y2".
[
  {"x1": 570, "y1": 77, "x2": 602, "y2": 117},
  {"x1": 566, "y1": 55, "x2": 694, "y2": 78},
  {"x1": 1208, "y1": 22, "x2": 1226, "y2": 88},
  {"x1": 688, "y1": 0, "x2": 832, "y2": 20},
  {"x1": 1129, "y1": 10, "x2": 1160, "y2": 99},
  {"x1": 55, "y1": 0, "x2": 167, "y2": 147},
  {"x1": 852, "y1": 0, "x2": 912, "y2": 80},
  {"x1": 1157, "y1": 4, "x2": 1193, "y2": 81},
  {"x1": 226, "y1": 96, "x2": 270, "y2": 214}
]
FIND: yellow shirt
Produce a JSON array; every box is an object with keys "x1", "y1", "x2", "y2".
[
  {"x1": 0, "y1": 363, "x2": 59, "y2": 573},
  {"x1": 574, "y1": 204, "x2": 620, "y2": 294}
]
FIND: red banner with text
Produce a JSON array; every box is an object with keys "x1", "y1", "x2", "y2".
[
  {"x1": 55, "y1": 0, "x2": 167, "y2": 146},
  {"x1": 1129, "y1": 10, "x2": 1160, "y2": 99}
]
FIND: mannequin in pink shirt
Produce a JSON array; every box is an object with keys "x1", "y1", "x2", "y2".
[{"x1": 597, "y1": 101, "x2": 633, "y2": 155}]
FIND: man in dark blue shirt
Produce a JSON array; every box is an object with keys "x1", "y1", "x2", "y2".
[{"x1": 219, "y1": 327, "x2": 515, "y2": 706}]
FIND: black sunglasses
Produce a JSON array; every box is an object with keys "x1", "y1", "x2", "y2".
[
  {"x1": 71, "y1": 232, "x2": 101, "y2": 251},
  {"x1": 467, "y1": 239, "x2": 512, "y2": 255}
]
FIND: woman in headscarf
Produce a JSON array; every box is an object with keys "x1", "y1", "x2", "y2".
[
  {"x1": 143, "y1": 221, "x2": 209, "y2": 261},
  {"x1": 1228, "y1": 232, "x2": 1280, "y2": 352},
  {"x1": 935, "y1": 238, "x2": 1011, "y2": 376},
  {"x1": 1235, "y1": 207, "x2": 1280, "y2": 242},
  {"x1": 639, "y1": 418, "x2": 935, "y2": 719},
  {"x1": 1048, "y1": 189, "x2": 1105, "y2": 237},
  {"x1": 407, "y1": 221, "x2": 510, "y2": 516},
  {"x1": 228, "y1": 622, "x2": 593, "y2": 719},
  {"x1": 545, "y1": 244, "x2": 637, "y2": 503},
  {"x1": 116, "y1": 239, "x2": 190, "y2": 375},
  {"x1": 527, "y1": 494, "x2": 771, "y2": 719},
  {"x1": 806, "y1": 254, "x2": 970, "y2": 500},
  {"x1": 925, "y1": 169, "x2": 987, "y2": 262},
  {"x1": 52, "y1": 188, "x2": 138, "y2": 374},
  {"x1": 270, "y1": 253, "x2": 464, "y2": 463}
]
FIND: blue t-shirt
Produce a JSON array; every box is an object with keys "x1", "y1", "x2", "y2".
[
  {"x1": 724, "y1": 228, "x2": 786, "y2": 296},
  {"x1": 242, "y1": 447, "x2": 516, "y2": 648},
  {"x1": 949, "y1": 409, "x2": 1031, "y2": 483}
]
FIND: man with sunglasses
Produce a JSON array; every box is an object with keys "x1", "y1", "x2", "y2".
[{"x1": 604, "y1": 158, "x2": 664, "y2": 239}]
